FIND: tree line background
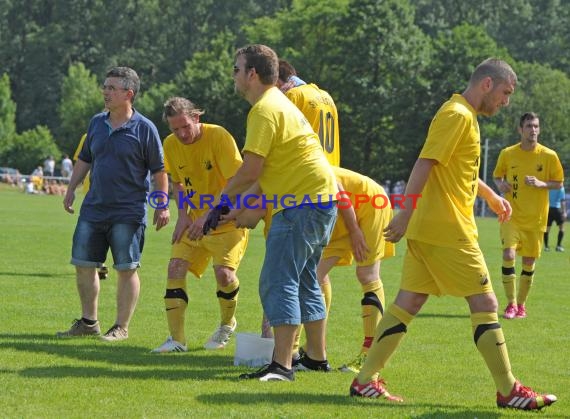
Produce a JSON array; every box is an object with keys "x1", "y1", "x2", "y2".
[{"x1": 0, "y1": 0, "x2": 569, "y2": 185}]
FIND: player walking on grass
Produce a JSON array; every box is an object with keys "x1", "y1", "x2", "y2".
[
  {"x1": 59, "y1": 66, "x2": 170, "y2": 342},
  {"x1": 349, "y1": 58, "x2": 557, "y2": 411},
  {"x1": 493, "y1": 113, "x2": 564, "y2": 320},
  {"x1": 209, "y1": 44, "x2": 338, "y2": 382},
  {"x1": 151, "y1": 97, "x2": 248, "y2": 353}
]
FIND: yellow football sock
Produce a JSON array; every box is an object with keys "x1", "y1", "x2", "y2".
[
  {"x1": 357, "y1": 304, "x2": 413, "y2": 384},
  {"x1": 217, "y1": 279, "x2": 239, "y2": 326},
  {"x1": 165, "y1": 278, "x2": 188, "y2": 344},
  {"x1": 517, "y1": 263, "x2": 535, "y2": 306},
  {"x1": 501, "y1": 259, "x2": 516, "y2": 304},
  {"x1": 471, "y1": 312, "x2": 516, "y2": 396},
  {"x1": 361, "y1": 280, "x2": 385, "y2": 352}
]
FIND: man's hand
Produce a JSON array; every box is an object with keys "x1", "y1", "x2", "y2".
[
  {"x1": 486, "y1": 194, "x2": 512, "y2": 223},
  {"x1": 172, "y1": 216, "x2": 191, "y2": 244},
  {"x1": 349, "y1": 227, "x2": 369, "y2": 262},
  {"x1": 383, "y1": 210, "x2": 413, "y2": 243},
  {"x1": 188, "y1": 213, "x2": 208, "y2": 241},
  {"x1": 153, "y1": 208, "x2": 170, "y2": 231},
  {"x1": 202, "y1": 205, "x2": 230, "y2": 235},
  {"x1": 63, "y1": 189, "x2": 76, "y2": 214},
  {"x1": 524, "y1": 176, "x2": 546, "y2": 188}
]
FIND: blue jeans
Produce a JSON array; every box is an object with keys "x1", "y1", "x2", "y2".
[
  {"x1": 71, "y1": 220, "x2": 145, "y2": 271},
  {"x1": 260, "y1": 204, "x2": 337, "y2": 326}
]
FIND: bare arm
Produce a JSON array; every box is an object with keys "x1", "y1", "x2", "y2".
[
  {"x1": 220, "y1": 182, "x2": 264, "y2": 228},
  {"x1": 478, "y1": 178, "x2": 511, "y2": 223},
  {"x1": 384, "y1": 158, "x2": 436, "y2": 243},
  {"x1": 171, "y1": 182, "x2": 192, "y2": 243},
  {"x1": 524, "y1": 177, "x2": 563, "y2": 190},
  {"x1": 63, "y1": 159, "x2": 91, "y2": 214},
  {"x1": 337, "y1": 182, "x2": 368, "y2": 262},
  {"x1": 152, "y1": 170, "x2": 170, "y2": 231},
  {"x1": 201, "y1": 153, "x2": 264, "y2": 237},
  {"x1": 219, "y1": 152, "x2": 265, "y2": 203}
]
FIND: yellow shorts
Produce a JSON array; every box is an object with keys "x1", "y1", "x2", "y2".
[
  {"x1": 500, "y1": 222, "x2": 542, "y2": 258},
  {"x1": 171, "y1": 228, "x2": 249, "y2": 278},
  {"x1": 400, "y1": 239, "x2": 493, "y2": 297},
  {"x1": 322, "y1": 206, "x2": 395, "y2": 266}
]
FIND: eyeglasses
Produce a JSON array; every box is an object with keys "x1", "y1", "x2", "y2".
[
  {"x1": 233, "y1": 65, "x2": 254, "y2": 75},
  {"x1": 101, "y1": 84, "x2": 129, "y2": 92}
]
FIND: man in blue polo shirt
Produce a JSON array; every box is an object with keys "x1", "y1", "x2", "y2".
[{"x1": 58, "y1": 66, "x2": 170, "y2": 341}]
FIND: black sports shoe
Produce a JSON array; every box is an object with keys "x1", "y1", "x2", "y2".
[
  {"x1": 239, "y1": 361, "x2": 294, "y2": 381},
  {"x1": 294, "y1": 353, "x2": 332, "y2": 372}
]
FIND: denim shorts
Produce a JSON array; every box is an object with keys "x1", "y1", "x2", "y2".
[
  {"x1": 260, "y1": 204, "x2": 337, "y2": 326},
  {"x1": 71, "y1": 220, "x2": 145, "y2": 271}
]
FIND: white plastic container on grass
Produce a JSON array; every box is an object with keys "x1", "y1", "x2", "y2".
[{"x1": 234, "y1": 333, "x2": 274, "y2": 367}]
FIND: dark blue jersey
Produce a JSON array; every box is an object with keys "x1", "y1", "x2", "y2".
[{"x1": 78, "y1": 110, "x2": 164, "y2": 224}]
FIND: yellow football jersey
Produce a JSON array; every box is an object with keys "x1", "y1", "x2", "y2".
[
  {"x1": 74, "y1": 133, "x2": 90, "y2": 192},
  {"x1": 331, "y1": 166, "x2": 388, "y2": 237},
  {"x1": 493, "y1": 143, "x2": 564, "y2": 231},
  {"x1": 328, "y1": 166, "x2": 395, "y2": 263},
  {"x1": 244, "y1": 87, "x2": 338, "y2": 214},
  {"x1": 286, "y1": 83, "x2": 340, "y2": 167},
  {"x1": 74, "y1": 133, "x2": 87, "y2": 162},
  {"x1": 164, "y1": 123, "x2": 242, "y2": 227},
  {"x1": 407, "y1": 94, "x2": 481, "y2": 247}
]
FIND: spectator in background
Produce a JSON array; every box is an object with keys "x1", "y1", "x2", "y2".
[
  {"x1": 25, "y1": 179, "x2": 37, "y2": 194},
  {"x1": 45, "y1": 179, "x2": 67, "y2": 196},
  {"x1": 544, "y1": 185, "x2": 566, "y2": 252},
  {"x1": 61, "y1": 154, "x2": 73, "y2": 178},
  {"x1": 383, "y1": 180, "x2": 392, "y2": 195},
  {"x1": 32, "y1": 166, "x2": 43, "y2": 177},
  {"x1": 44, "y1": 155, "x2": 55, "y2": 177},
  {"x1": 31, "y1": 166, "x2": 44, "y2": 192},
  {"x1": 2, "y1": 169, "x2": 22, "y2": 187},
  {"x1": 391, "y1": 180, "x2": 406, "y2": 209}
]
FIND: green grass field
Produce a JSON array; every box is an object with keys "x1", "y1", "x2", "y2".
[{"x1": 0, "y1": 184, "x2": 568, "y2": 418}]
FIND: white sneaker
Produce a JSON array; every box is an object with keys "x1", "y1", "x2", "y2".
[
  {"x1": 151, "y1": 336, "x2": 188, "y2": 353},
  {"x1": 204, "y1": 320, "x2": 237, "y2": 350}
]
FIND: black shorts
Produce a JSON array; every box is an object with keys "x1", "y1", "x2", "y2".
[{"x1": 547, "y1": 207, "x2": 564, "y2": 227}]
